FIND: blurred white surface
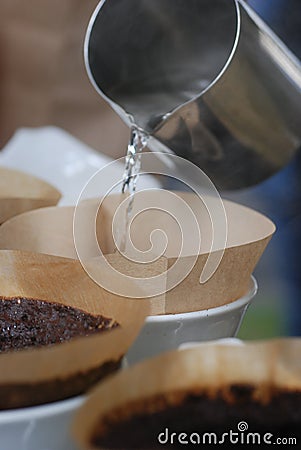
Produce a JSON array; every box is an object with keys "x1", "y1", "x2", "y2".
[{"x1": 0, "y1": 126, "x2": 160, "y2": 206}]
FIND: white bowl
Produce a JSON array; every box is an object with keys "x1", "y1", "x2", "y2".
[
  {"x1": 0, "y1": 396, "x2": 84, "y2": 450},
  {"x1": 125, "y1": 275, "x2": 257, "y2": 365}
]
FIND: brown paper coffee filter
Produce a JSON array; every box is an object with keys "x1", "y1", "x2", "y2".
[
  {"x1": 73, "y1": 338, "x2": 301, "y2": 449},
  {"x1": 0, "y1": 191, "x2": 275, "y2": 313},
  {"x1": 0, "y1": 205, "x2": 77, "y2": 258},
  {"x1": 0, "y1": 249, "x2": 149, "y2": 409},
  {"x1": 0, "y1": 166, "x2": 61, "y2": 224}
]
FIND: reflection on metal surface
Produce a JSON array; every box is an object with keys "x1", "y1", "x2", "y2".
[{"x1": 259, "y1": 32, "x2": 301, "y2": 89}]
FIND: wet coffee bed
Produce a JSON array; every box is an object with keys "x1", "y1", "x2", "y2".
[{"x1": 0, "y1": 297, "x2": 118, "y2": 352}]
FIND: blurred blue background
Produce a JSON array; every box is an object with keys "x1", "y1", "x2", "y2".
[{"x1": 230, "y1": 0, "x2": 301, "y2": 339}]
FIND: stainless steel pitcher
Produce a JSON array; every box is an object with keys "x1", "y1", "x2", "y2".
[{"x1": 84, "y1": 0, "x2": 301, "y2": 190}]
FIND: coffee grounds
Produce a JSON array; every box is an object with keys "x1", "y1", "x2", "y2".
[
  {"x1": 91, "y1": 388, "x2": 301, "y2": 448},
  {"x1": 0, "y1": 297, "x2": 118, "y2": 352}
]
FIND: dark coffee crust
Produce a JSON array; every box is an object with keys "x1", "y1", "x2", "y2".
[
  {"x1": 0, "y1": 296, "x2": 121, "y2": 409},
  {"x1": 0, "y1": 296, "x2": 118, "y2": 352},
  {"x1": 91, "y1": 386, "x2": 301, "y2": 449},
  {"x1": 0, "y1": 359, "x2": 122, "y2": 410}
]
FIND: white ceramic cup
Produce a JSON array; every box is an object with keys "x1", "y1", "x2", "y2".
[
  {"x1": 125, "y1": 275, "x2": 257, "y2": 365},
  {"x1": 0, "y1": 396, "x2": 83, "y2": 450}
]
